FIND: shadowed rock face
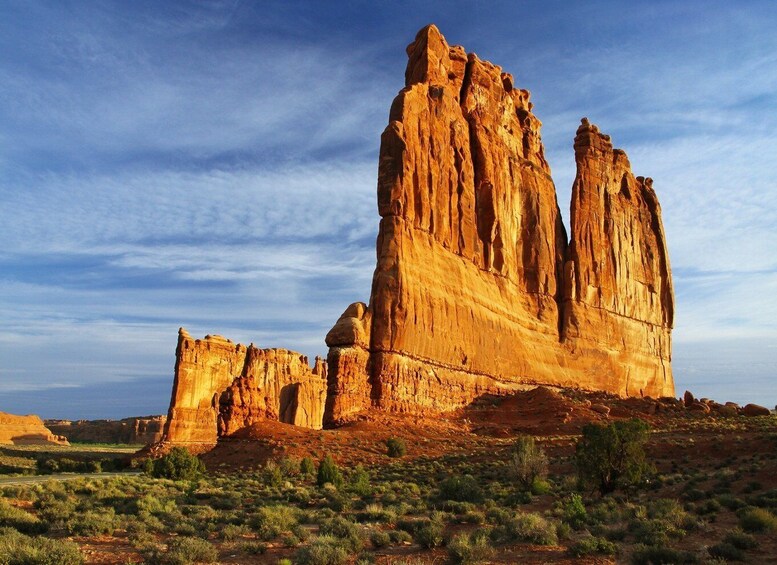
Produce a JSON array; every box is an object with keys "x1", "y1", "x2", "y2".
[
  {"x1": 324, "y1": 25, "x2": 674, "y2": 424},
  {"x1": 0, "y1": 412, "x2": 69, "y2": 445},
  {"x1": 159, "y1": 329, "x2": 326, "y2": 447}
]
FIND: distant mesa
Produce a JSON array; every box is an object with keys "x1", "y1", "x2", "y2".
[
  {"x1": 46, "y1": 415, "x2": 166, "y2": 445},
  {"x1": 154, "y1": 24, "x2": 675, "y2": 450},
  {"x1": 0, "y1": 411, "x2": 69, "y2": 446}
]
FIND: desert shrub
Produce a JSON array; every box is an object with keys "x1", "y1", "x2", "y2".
[
  {"x1": 576, "y1": 418, "x2": 653, "y2": 495},
  {"x1": 370, "y1": 530, "x2": 391, "y2": 548},
  {"x1": 414, "y1": 517, "x2": 444, "y2": 549},
  {"x1": 146, "y1": 536, "x2": 217, "y2": 565},
  {"x1": 387, "y1": 529, "x2": 411, "y2": 544},
  {"x1": 145, "y1": 448, "x2": 205, "y2": 481},
  {"x1": 738, "y1": 507, "x2": 777, "y2": 532},
  {"x1": 530, "y1": 477, "x2": 552, "y2": 495},
  {"x1": 318, "y1": 516, "x2": 363, "y2": 553},
  {"x1": 562, "y1": 494, "x2": 587, "y2": 529},
  {"x1": 317, "y1": 456, "x2": 343, "y2": 488},
  {"x1": 630, "y1": 545, "x2": 699, "y2": 564},
  {"x1": 0, "y1": 500, "x2": 46, "y2": 534},
  {"x1": 300, "y1": 457, "x2": 316, "y2": 477},
  {"x1": 250, "y1": 505, "x2": 298, "y2": 540},
  {"x1": 67, "y1": 508, "x2": 117, "y2": 536},
  {"x1": 261, "y1": 460, "x2": 284, "y2": 487},
  {"x1": 294, "y1": 535, "x2": 350, "y2": 565},
  {"x1": 568, "y1": 535, "x2": 617, "y2": 557},
  {"x1": 219, "y1": 523, "x2": 249, "y2": 541},
  {"x1": 0, "y1": 527, "x2": 83, "y2": 565},
  {"x1": 708, "y1": 542, "x2": 744, "y2": 561},
  {"x1": 491, "y1": 511, "x2": 557, "y2": 545},
  {"x1": 447, "y1": 528, "x2": 494, "y2": 564},
  {"x1": 511, "y1": 435, "x2": 548, "y2": 490},
  {"x1": 723, "y1": 528, "x2": 758, "y2": 549},
  {"x1": 439, "y1": 475, "x2": 482, "y2": 503},
  {"x1": 239, "y1": 541, "x2": 267, "y2": 555},
  {"x1": 386, "y1": 437, "x2": 407, "y2": 458},
  {"x1": 348, "y1": 465, "x2": 371, "y2": 496}
]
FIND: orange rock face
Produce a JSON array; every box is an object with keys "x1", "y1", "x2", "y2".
[
  {"x1": 324, "y1": 25, "x2": 674, "y2": 424},
  {"x1": 160, "y1": 328, "x2": 327, "y2": 447},
  {"x1": 0, "y1": 412, "x2": 69, "y2": 445}
]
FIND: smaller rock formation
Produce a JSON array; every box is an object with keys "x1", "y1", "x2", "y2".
[
  {"x1": 46, "y1": 416, "x2": 166, "y2": 445},
  {"x1": 0, "y1": 412, "x2": 69, "y2": 445},
  {"x1": 159, "y1": 328, "x2": 327, "y2": 449},
  {"x1": 743, "y1": 403, "x2": 771, "y2": 417}
]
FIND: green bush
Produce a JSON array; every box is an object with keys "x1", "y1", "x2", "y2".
[
  {"x1": 0, "y1": 528, "x2": 83, "y2": 565},
  {"x1": 318, "y1": 516, "x2": 363, "y2": 553},
  {"x1": 250, "y1": 505, "x2": 298, "y2": 540},
  {"x1": 439, "y1": 475, "x2": 483, "y2": 503},
  {"x1": 146, "y1": 536, "x2": 218, "y2": 565},
  {"x1": 708, "y1": 542, "x2": 744, "y2": 561},
  {"x1": 294, "y1": 535, "x2": 349, "y2": 565},
  {"x1": 739, "y1": 507, "x2": 777, "y2": 532},
  {"x1": 386, "y1": 437, "x2": 407, "y2": 458},
  {"x1": 562, "y1": 494, "x2": 587, "y2": 529},
  {"x1": 348, "y1": 465, "x2": 371, "y2": 496},
  {"x1": 414, "y1": 518, "x2": 444, "y2": 549},
  {"x1": 300, "y1": 457, "x2": 316, "y2": 477},
  {"x1": 512, "y1": 435, "x2": 548, "y2": 490},
  {"x1": 145, "y1": 448, "x2": 205, "y2": 481},
  {"x1": 317, "y1": 455, "x2": 343, "y2": 488},
  {"x1": 491, "y1": 511, "x2": 557, "y2": 545},
  {"x1": 568, "y1": 535, "x2": 617, "y2": 557},
  {"x1": 576, "y1": 418, "x2": 653, "y2": 495},
  {"x1": 66, "y1": 508, "x2": 117, "y2": 536},
  {"x1": 0, "y1": 500, "x2": 47, "y2": 534},
  {"x1": 370, "y1": 530, "x2": 391, "y2": 548},
  {"x1": 723, "y1": 528, "x2": 758, "y2": 549},
  {"x1": 447, "y1": 528, "x2": 494, "y2": 564}
]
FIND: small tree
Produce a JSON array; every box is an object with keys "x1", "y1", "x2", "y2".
[
  {"x1": 300, "y1": 456, "x2": 316, "y2": 477},
  {"x1": 512, "y1": 435, "x2": 548, "y2": 490},
  {"x1": 386, "y1": 437, "x2": 407, "y2": 458},
  {"x1": 575, "y1": 418, "x2": 653, "y2": 495},
  {"x1": 145, "y1": 447, "x2": 205, "y2": 481},
  {"x1": 317, "y1": 455, "x2": 343, "y2": 488}
]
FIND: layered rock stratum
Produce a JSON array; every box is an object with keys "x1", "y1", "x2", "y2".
[
  {"x1": 158, "y1": 328, "x2": 326, "y2": 448},
  {"x1": 158, "y1": 24, "x2": 674, "y2": 445},
  {"x1": 0, "y1": 412, "x2": 69, "y2": 445},
  {"x1": 46, "y1": 415, "x2": 166, "y2": 445}
]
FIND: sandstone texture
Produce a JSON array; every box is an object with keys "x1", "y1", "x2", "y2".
[
  {"x1": 0, "y1": 412, "x2": 69, "y2": 446},
  {"x1": 159, "y1": 328, "x2": 326, "y2": 447},
  {"x1": 324, "y1": 25, "x2": 674, "y2": 424},
  {"x1": 46, "y1": 416, "x2": 166, "y2": 445}
]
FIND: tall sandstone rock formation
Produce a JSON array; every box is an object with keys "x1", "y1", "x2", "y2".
[
  {"x1": 325, "y1": 25, "x2": 674, "y2": 424},
  {"x1": 159, "y1": 328, "x2": 326, "y2": 448},
  {"x1": 159, "y1": 25, "x2": 675, "y2": 442}
]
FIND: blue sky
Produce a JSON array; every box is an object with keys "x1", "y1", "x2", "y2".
[{"x1": 1, "y1": 1, "x2": 775, "y2": 419}]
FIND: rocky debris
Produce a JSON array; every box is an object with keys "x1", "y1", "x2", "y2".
[
  {"x1": 743, "y1": 403, "x2": 771, "y2": 417},
  {"x1": 46, "y1": 416, "x2": 166, "y2": 445},
  {"x1": 684, "y1": 390, "x2": 695, "y2": 407},
  {"x1": 0, "y1": 412, "x2": 69, "y2": 445},
  {"x1": 590, "y1": 404, "x2": 611, "y2": 416},
  {"x1": 323, "y1": 24, "x2": 674, "y2": 424},
  {"x1": 158, "y1": 328, "x2": 327, "y2": 448}
]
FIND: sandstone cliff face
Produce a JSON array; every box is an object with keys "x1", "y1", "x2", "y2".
[
  {"x1": 0, "y1": 412, "x2": 69, "y2": 446},
  {"x1": 324, "y1": 25, "x2": 674, "y2": 423},
  {"x1": 159, "y1": 328, "x2": 326, "y2": 447},
  {"x1": 562, "y1": 119, "x2": 674, "y2": 395},
  {"x1": 46, "y1": 415, "x2": 166, "y2": 445}
]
